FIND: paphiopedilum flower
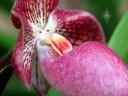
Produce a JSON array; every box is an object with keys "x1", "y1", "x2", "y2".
[
  {"x1": 11, "y1": 0, "x2": 128, "y2": 96},
  {"x1": 11, "y1": 0, "x2": 108, "y2": 95}
]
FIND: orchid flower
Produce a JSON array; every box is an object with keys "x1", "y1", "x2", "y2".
[
  {"x1": 11, "y1": 0, "x2": 127, "y2": 95},
  {"x1": 11, "y1": 0, "x2": 128, "y2": 96}
]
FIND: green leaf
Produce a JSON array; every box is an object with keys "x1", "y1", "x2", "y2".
[
  {"x1": 0, "y1": 30, "x2": 16, "y2": 49},
  {"x1": 108, "y1": 12, "x2": 128, "y2": 64},
  {"x1": 47, "y1": 87, "x2": 61, "y2": 96},
  {"x1": 84, "y1": 0, "x2": 120, "y2": 42},
  {"x1": 0, "y1": 0, "x2": 14, "y2": 14}
]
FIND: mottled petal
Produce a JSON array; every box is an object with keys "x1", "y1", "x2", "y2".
[
  {"x1": 12, "y1": 28, "x2": 36, "y2": 88},
  {"x1": 45, "y1": 9, "x2": 105, "y2": 47},
  {"x1": 11, "y1": 0, "x2": 59, "y2": 88},
  {"x1": 40, "y1": 41, "x2": 128, "y2": 96},
  {"x1": 11, "y1": 0, "x2": 59, "y2": 28}
]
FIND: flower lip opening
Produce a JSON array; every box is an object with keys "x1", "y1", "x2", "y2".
[
  {"x1": 38, "y1": 39, "x2": 51, "y2": 46},
  {"x1": 49, "y1": 33, "x2": 73, "y2": 56},
  {"x1": 38, "y1": 33, "x2": 73, "y2": 56}
]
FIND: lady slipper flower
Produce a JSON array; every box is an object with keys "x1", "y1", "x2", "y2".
[
  {"x1": 39, "y1": 41, "x2": 128, "y2": 96},
  {"x1": 11, "y1": 0, "x2": 105, "y2": 95}
]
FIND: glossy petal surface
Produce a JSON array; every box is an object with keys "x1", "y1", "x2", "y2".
[
  {"x1": 39, "y1": 42, "x2": 128, "y2": 96},
  {"x1": 45, "y1": 9, "x2": 105, "y2": 47}
]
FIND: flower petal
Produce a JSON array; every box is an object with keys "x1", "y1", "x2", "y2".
[
  {"x1": 32, "y1": 54, "x2": 50, "y2": 96},
  {"x1": 40, "y1": 41, "x2": 128, "y2": 96},
  {"x1": 36, "y1": 40, "x2": 59, "y2": 62},
  {"x1": 45, "y1": 9, "x2": 105, "y2": 47},
  {"x1": 36, "y1": 33, "x2": 72, "y2": 95},
  {"x1": 11, "y1": 0, "x2": 59, "y2": 88},
  {"x1": 11, "y1": 0, "x2": 59, "y2": 28},
  {"x1": 12, "y1": 29, "x2": 36, "y2": 88},
  {"x1": 49, "y1": 33, "x2": 72, "y2": 55},
  {"x1": 36, "y1": 39, "x2": 60, "y2": 94}
]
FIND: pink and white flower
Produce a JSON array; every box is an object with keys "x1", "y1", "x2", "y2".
[
  {"x1": 11, "y1": 0, "x2": 128, "y2": 96},
  {"x1": 11, "y1": 0, "x2": 104, "y2": 87}
]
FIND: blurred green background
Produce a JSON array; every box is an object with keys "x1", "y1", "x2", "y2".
[{"x1": 0, "y1": 0, "x2": 128, "y2": 96}]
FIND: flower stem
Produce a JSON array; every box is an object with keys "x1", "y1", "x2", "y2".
[{"x1": 0, "y1": 50, "x2": 13, "y2": 95}]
